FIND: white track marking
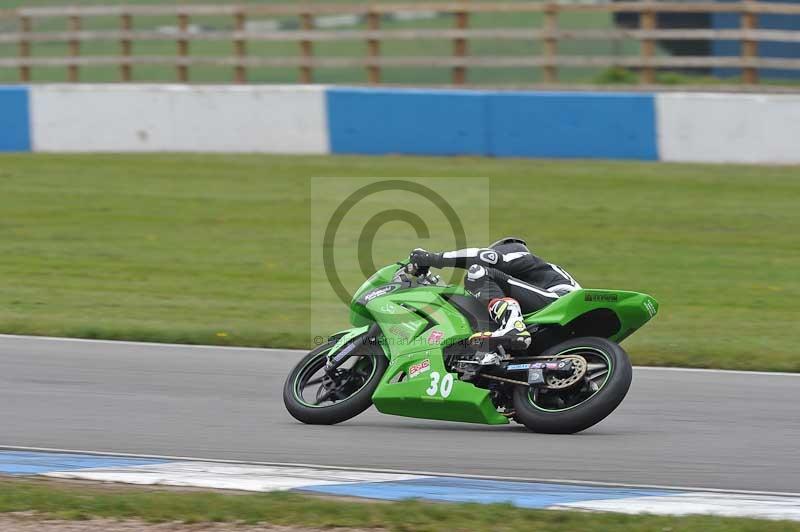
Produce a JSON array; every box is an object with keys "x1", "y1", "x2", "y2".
[
  {"x1": 0, "y1": 334, "x2": 298, "y2": 354},
  {"x1": 44, "y1": 461, "x2": 428, "y2": 491},
  {"x1": 556, "y1": 492, "x2": 800, "y2": 521},
  {"x1": 2, "y1": 445, "x2": 799, "y2": 498},
  {"x1": 1, "y1": 334, "x2": 797, "y2": 377},
  {"x1": 7, "y1": 447, "x2": 800, "y2": 521}
]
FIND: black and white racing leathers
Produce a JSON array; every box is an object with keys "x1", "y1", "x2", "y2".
[{"x1": 437, "y1": 242, "x2": 581, "y2": 314}]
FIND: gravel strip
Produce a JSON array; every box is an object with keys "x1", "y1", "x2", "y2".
[{"x1": 0, "y1": 514, "x2": 379, "y2": 532}]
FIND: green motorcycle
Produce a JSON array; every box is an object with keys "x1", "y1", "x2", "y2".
[{"x1": 284, "y1": 262, "x2": 658, "y2": 433}]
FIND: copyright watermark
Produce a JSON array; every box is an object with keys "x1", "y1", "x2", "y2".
[
  {"x1": 311, "y1": 333, "x2": 476, "y2": 349},
  {"x1": 310, "y1": 177, "x2": 489, "y2": 346}
]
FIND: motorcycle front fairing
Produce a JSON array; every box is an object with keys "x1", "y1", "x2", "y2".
[
  {"x1": 348, "y1": 263, "x2": 404, "y2": 328},
  {"x1": 360, "y1": 284, "x2": 508, "y2": 425},
  {"x1": 330, "y1": 262, "x2": 506, "y2": 424},
  {"x1": 322, "y1": 263, "x2": 406, "y2": 360}
]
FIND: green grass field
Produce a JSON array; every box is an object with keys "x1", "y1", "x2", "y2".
[
  {"x1": 0, "y1": 153, "x2": 798, "y2": 371},
  {"x1": 2, "y1": 477, "x2": 799, "y2": 531}
]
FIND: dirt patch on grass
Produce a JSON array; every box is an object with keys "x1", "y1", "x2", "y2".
[{"x1": 0, "y1": 513, "x2": 379, "y2": 532}]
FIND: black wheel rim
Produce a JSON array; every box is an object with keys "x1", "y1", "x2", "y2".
[{"x1": 292, "y1": 348, "x2": 378, "y2": 409}]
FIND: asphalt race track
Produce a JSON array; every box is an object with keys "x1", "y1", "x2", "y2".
[{"x1": 1, "y1": 335, "x2": 798, "y2": 493}]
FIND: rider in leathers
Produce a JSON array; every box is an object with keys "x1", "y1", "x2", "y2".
[{"x1": 409, "y1": 237, "x2": 580, "y2": 356}]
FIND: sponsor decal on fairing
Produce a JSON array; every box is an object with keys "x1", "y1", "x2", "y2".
[
  {"x1": 408, "y1": 359, "x2": 431, "y2": 379},
  {"x1": 427, "y1": 330, "x2": 444, "y2": 344}
]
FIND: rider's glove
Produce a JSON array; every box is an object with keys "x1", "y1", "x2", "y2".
[{"x1": 409, "y1": 248, "x2": 443, "y2": 269}]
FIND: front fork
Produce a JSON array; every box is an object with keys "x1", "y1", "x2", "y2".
[{"x1": 324, "y1": 322, "x2": 381, "y2": 374}]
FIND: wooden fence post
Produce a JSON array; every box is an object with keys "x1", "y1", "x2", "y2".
[
  {"x1": 543, "y1": 2, "x2": 558, "y2": 83},
  {"x1": 177, "y1": 13, "x2": 189, "y2": 82},
  {"x1": 366, "y1": 10, "x2": 381, "y2": 85},
  {"x1": 299, "y1": 12, "x2": 313, "y2": 84},
  {"x1": 234, "y1": 10, "x2": 247, "y2": 83},
  {"x1": 741, "y1": 0, "x2": 759, "y2": 84},
  {"x1": 120, "y1": 13, "x2": 132, "y2": 82},
  {"x1": 18, "y1": 15, "x2": 31, "y2": 82},
  {"x1": 640, "y1": 6, "x2": 656, "y2": 84},
  {"x1": 68, "y1": 15, "x2": 81, "y2": 82},
  {"x1": 7, "y1": 2, "x2": 800, "y2": 89},
  {"x1": 452, "y1": 4, "x2": 469, "y2": 85}
]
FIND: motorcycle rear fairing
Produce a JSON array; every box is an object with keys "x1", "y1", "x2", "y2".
[{"x1": 525, "y1": 289, "x2": 659, "y2": 343}]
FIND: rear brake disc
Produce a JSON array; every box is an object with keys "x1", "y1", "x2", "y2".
[{"x1": 545, "y1": 355, "x2": 587, "y2": 390}]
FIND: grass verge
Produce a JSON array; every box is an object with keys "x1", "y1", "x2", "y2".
[
  {"x1": 1, "y1": 478, "x2": 799, "y2": 532},
  {"x1": 0, "y1": 153, "x2": 798, "y2": 371}
]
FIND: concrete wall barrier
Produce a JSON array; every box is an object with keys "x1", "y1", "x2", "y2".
[
  {"x1": 0, "y1": 84, "x2": 798, "y2": 164},
  {"x1": 29, "y1": 84, "x2": 328, "y2": 154},
  {"x1": 656, "y1": 93, "x2": 800, "y2": 164}
]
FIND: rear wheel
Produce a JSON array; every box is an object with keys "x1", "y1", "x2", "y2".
[
  {"x1": 283, "y1": 340, "x2": 388, "y2": 425},
  {"x1": 512, "y1": 337, "x2": 632, "y2": 434}
]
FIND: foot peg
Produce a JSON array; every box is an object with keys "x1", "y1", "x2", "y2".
[{"x1": 477, "y1": 352, "x2": 502, "y2": 365}]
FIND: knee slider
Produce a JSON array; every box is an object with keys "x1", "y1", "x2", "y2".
[{"x1": 464, "y1": 265, "x2": 488, "y2": 295}]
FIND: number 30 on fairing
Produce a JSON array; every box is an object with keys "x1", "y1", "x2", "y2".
[{"x1": 426, "y1": 372, "x2": 454, "y2": 398}]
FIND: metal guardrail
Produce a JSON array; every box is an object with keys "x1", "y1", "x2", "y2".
[{"x1": 1, "y1": 1, "x2": 799, "y2": 86}]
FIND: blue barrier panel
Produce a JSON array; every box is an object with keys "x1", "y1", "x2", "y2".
[
  {"x1": 326, "y1": 87, "x2": 488, "y2": 156},
  {"x1": 0, "y1": 86, "x2": 31, "y2": 152},
  {"x1": 487, "y1": 92, "x2": 658, "y2": 160}
]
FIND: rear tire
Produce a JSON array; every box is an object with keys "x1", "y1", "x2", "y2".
[
  {"x1": 283, "y1": 340, "x2": 388, "y2": 425},
  {"x1": 512, "y1": 337, "x2": 632, "y2": 434}
]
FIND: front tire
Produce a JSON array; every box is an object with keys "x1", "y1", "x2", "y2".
[
  {"x1": 513, "y1": 337, "x2": 632, "y2": 434},
  {"x1": 283, "y1": 340, "x2": 388, "y2": 425}
]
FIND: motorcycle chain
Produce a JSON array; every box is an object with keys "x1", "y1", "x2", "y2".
[
  {"x1": 481, "y1": 373, "x2": 529, "y2": 386},
  {"x1": 481, "y1": 357, "x2": 587, "y2": 389}
]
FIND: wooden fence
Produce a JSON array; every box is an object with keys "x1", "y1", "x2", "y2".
[{"x1": 2, "y1": 1, "x2": 800, "y2": 86}]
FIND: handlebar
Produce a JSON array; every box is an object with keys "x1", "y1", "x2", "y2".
[
  {"x1": 394, "y1": 262, "x2": 440, "y2": 287},
  {"x1": 404, "y1": 262, "x2": 429, "y2": 277}
]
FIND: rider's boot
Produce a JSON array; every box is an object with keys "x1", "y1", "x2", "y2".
[{"x1": 469, "y1": 297, "x2": 531, "y2": 362}]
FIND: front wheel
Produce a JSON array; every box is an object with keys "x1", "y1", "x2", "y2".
[
  {"x1": 512, "y1": 337, "x2": 632, "y2": 434},
  {"x1": 283, "y1": 340, "x2": 388, "y2": 425}
]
